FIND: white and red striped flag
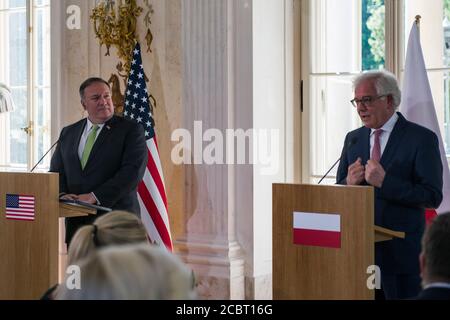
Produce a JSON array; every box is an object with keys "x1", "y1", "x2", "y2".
[
  {"x1": 400, "y1": 21, "x2": 450, "y2": 218},
  {"x1": 123, "y1": 43, "x2": 173, "y2": 251},
  {"x1": 293, "y1": 212, "x2": 341, "y2": 249},
  {"x1": 6, "y1": 194, "x2": 35, "y2": 221}
]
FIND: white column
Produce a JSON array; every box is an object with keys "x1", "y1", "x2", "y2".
[
  {"x1": 175, "y1": 0, "x2": 247, "y2": 299},
  {"x1": 177, "y1": 0, "x2": 293, "y2": 300}
]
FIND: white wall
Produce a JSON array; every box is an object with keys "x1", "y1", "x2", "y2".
[{"x1": 250, "y1": 0, "x2": 294, "y2": 298}]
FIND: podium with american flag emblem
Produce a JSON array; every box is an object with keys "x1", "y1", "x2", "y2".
[{"x1": 0, "y1": 172, "x2": 94, "y2": 299}]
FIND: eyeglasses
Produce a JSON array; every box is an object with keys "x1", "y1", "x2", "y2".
[{"x1": 350, "y1": 94, "x2": 388, "y2": 108}]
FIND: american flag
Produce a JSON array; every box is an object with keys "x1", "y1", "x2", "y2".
[
  {"x1": 6, "y1": 194, "x2": 35, "y2": 221},
  {"x1": 123, "y1": 43, "x2": 173, "y2": 251}
]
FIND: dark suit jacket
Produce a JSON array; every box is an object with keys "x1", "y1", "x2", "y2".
[
  {"x1": 50, "y1": 115, "x2": 147, "y2": 243},
  {"x1": 415, "y1": 286, "x2": 450, "y2": 300},
  {"x1": 336, "y1": 112, "x2": 443, "y2": 275}
]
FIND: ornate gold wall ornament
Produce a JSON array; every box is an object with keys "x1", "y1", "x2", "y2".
[
  {"x1": 91, "y1": 0, "x2": 142, "y2": 73},
  {"x1": 107, "y1": 73, "x2": 125, "y2": 115},
  {"x1": 143, "y1": 0, "x2": 154, "y2": 52},
  {"x1": 91, "y1": 0, "x2": 155, "y2": 115}
]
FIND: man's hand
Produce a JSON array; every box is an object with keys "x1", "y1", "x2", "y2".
[
  {"x1": 365, "y1": 159, "x2": 385, "y2": 188},
  {"x1": 60, "y1": 194, "x2": 78, "y2": 201},
  {"x1": 77, "y1": 193, "x2": 97, "y2": 204},
  {"x1": 346, "y1": 157, "x2": 365, "y2": 185}
]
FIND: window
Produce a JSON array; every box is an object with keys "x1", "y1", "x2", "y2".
[
  {"x1": 0, "y1": 0, "x2": 51, "y2": 171},
  {"x1": 302, "y1": 0, "x2": 450, "y2": 183}
]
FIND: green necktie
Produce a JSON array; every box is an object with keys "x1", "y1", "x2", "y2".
[{"x1": 81, "y1": 124, "x2": 99, "y2": 169}]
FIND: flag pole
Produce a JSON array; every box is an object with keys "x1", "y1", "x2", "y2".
[
  {"x1": 415, "y1": 15, "x2": 421, "y2": 25},
  {"x1": 415, "y1": 15, "x2": 421, "y2": 38}
]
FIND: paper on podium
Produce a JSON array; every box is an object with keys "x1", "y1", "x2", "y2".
[{"x1": 59, "y1": 199, "x2": 112, "y2": 212}]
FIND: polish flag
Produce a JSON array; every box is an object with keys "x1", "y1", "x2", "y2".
[
  {"x1": 293, "y1": 212, "x2": 341, "y2": 249},
  {"x1": 425, "y1": 209, "x2": 437, "y2": 225},
  {"x1": 400, "y1": 21, "x2": 450, "y2": 214}
]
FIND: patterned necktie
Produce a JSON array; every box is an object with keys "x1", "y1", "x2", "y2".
[
  {"x1": 81, "y1": 124, "x2": 99, "y2": 169},
  {"x1": 371, "y1": 129, "x2": 383, "y2": 162}
]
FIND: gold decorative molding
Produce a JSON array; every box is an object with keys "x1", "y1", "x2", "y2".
[
  {"x1": 91, "y1": 0, "x2": 142, "y2": 74},
  {"x1": 143, "y1": 0, "x2": 154, "y2": 52},
  {"x1": 107, "y1": 73, "x2": 125, "y2": 115},
  {"x1": 90, "y1": 0, "x2": 155, "y2": 115}
]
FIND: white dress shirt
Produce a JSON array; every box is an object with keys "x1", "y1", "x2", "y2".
[
  {"x1": 369, "y1": 112, "x2": 399, "y2": 160},
  {"x1": 78, "y1": 119, "x2": 105, "y2": 161}
]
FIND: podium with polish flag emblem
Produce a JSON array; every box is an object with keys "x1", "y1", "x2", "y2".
[
  {"x1": 273, "y1": 184, "x2": 404, "y2": 300},
  {"x1": 0, "y1": 172, "x2": 95, "y2": 299}
]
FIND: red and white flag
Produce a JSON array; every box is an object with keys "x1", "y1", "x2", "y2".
[
  {"x1": 6, "y1": 194, "x2": 35, "y2": 221},
  {"x1": 293, "y1": 212, "x2": 341, "y2": 248},
  {"x1": 400, "y1": 21, "x2": 450, "y2": 215}
]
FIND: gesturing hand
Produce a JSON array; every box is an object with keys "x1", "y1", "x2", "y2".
[
  {"x1": 346, "y1": 157, "x2": 365, "y2": 185},
  {"x1": 365, "y1": 159, "x2": 385, "y2": 188}
]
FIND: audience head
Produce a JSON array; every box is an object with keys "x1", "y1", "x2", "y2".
[
  {"x1": 56, "y1": 243, "x2": 197, "y2": 300},
  {"x1": 68, "y1": 210, "x2": 148, "y2": 265},
  {"x1": 420, "y1": 212, "x2": 450, "y2": 286}
]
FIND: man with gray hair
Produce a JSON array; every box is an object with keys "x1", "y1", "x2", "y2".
[{"x1": 336, "y1": 70, "x2": 443, "y2": 299}]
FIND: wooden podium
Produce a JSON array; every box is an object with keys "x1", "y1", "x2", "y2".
[
  {"x1": 273, "y1": 183, "x2": 404, "y2": 300},
  {"x1": 0, "y1": 172, "x2": 95, "y2": 299}
]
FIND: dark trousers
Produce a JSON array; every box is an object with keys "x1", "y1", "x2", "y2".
[
  {"x1": 65, "y1": 214, "x2": 99, "y2": 246},
  {"x1": 381, "y1": 274, "x2": 421, "y2": 300}
]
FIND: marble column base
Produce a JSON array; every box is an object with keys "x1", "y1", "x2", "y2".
[
  {"x1": 245, "y1": 274, "x2": 273, "y2": 299},
  {"x1": 174, "y1": 238, "x2": 245, "y2": 299}
]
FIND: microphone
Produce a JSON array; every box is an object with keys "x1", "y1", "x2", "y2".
[
  {"x1": 30, "y1": 140, "x2": 58, "y2": 172},
  {"x1": 318, "y1": 137, "x2": 358, "y2": 184}
]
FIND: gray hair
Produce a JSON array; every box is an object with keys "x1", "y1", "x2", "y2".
[
  {"x1": 353, "y1": 70, "x2": 401, "y2": 108},
  {"x1": 56, "y1": 243, "x2": 197, "y2": 300}
]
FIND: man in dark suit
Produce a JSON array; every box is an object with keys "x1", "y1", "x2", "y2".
[
  {"x1": 416, "y1": 212, "x2": 450, "y2": 300},
  {"x1": 336, "y1": 70, "x2": 443, "y2": 299},
  {"x1": 50, "y1": 77, "x2": 147, "y2": 245}
]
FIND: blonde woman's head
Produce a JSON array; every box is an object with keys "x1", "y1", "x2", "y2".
[
  {"x1": 68, "y1": 211, "x2": 148, "y2": 265},
  {"x1": 56, "y1": 243, "x2": 197, "y2": 300}
]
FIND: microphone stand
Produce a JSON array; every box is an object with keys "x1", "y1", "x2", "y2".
[
  {"x1": 317, "y1": 137, "x2": 358, "y2": 184},
  {"x1": 30, "y1": 140, "x2": 58, "y2": 172},
  {"x1": 317, "y1": 158, "x2": 340, "y2": 184}
]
